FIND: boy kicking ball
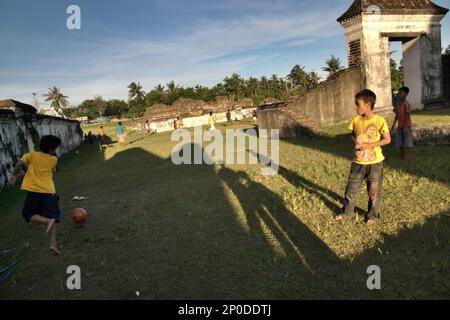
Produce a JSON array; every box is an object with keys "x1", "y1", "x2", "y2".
[
  {"x1": 336, "y1": 89, "x2": 391, "y2": 225},
  {"x1": 8, "y1": 135, "x2": 62, "y2": 255}
]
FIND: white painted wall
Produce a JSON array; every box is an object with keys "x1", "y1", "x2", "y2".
[{"x1": 403, "y1": 37, "x2": 424, "y2": 110}]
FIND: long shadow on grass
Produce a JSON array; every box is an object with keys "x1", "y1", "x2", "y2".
[
  {"x1": 97, "y1": 144, "x2": 449, "y2": 299},
  {"x1": 6, "y1": 142, "x2": 447, "y2": 299},
  {"x1": 85, "y1": 143, "x2": 356, "y2": 298}
]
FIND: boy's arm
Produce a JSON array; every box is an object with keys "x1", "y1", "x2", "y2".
[
  {"x1": 8, "y1": 160, "x2": 26, "y2": 185},
  {"x1": 391, "y1": 114, "x2": 398, "y2": 131},
  {"x1": 406, "y1": 103, "x2": 412, "y2": 129}
]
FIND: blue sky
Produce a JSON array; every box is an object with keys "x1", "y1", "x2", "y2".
[{"x1": 0, "y1": 0, "x2": 449, "y2": 106}]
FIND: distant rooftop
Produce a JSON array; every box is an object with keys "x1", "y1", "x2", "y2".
[
  {"x1": 337, "y1": 0, "x2": 449, "y2": 23},
  {"x1": 0, "y1": 99, "x2": 36, "y2": 114}
]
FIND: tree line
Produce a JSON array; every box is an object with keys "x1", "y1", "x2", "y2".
[{"x1": 62, "y1": 56, "x2": 344, "y2": 119}]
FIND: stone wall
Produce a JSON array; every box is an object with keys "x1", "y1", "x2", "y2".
[
  {"x1": 144, "y1": 96, "x2": 254, "y2": 122},
  {"x1": 129, "y1": 108, "x2": 257, "y2": 133},
  {"x1": 391, "y1": 124, "x2": 450, "y2": 145},
  {"x1": 291, "y1": 67, "x2": 363, "y2": 124},
  {"x1": 257, "y1": 67, "x2": 362, "y2": 138},
  {"x1": 257, "y1": 106, "x2": 321, "y2": 139},
  {"x1": 443, "y1": 55, "x2": 450, "y2": 99},
  {"x1": 0, "y1": 100, "x2": 83, "y2": 190}
]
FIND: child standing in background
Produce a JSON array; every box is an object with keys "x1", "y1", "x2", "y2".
[
  {"x1": 116, "y1": 122, "x2": 125, "y2": 143},
  {"x1": 208, "y1": 112, "x2": 216, "y2": 131},
  {"x1": 391, "y1": 87, "x2": 413, "y2": 159}
]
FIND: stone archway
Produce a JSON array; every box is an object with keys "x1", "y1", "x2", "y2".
[{"x1": 338, "y1": 0, "x2": 448, "y2": 113}]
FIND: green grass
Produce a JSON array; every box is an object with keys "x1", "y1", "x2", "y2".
[{"x1": 0, "y1": 110, "x2": 449, "y2": 300}]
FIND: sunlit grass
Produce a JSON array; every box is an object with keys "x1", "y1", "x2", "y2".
[{"x1": 0, "y1": 111, "x2": 449, "y2": 299}]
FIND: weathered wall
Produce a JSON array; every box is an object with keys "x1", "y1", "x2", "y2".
[
  {"x1": 0, "y1": 108, "x2": 82, "y2": 190},
  {"x1": 290, "y1": 67, "x2": 362, "y2": 125},
  {"x1": 443, "y1": 55, "x2": 450, "y2": 99},
  {"x1": 257, "y1": 68, "x2": 361, "y2": 138},
  {"x1": 257, "y1": 107, "x2": 321, "y2": 139},
  {"x1": 340, "y1": 13, "x2": 447, "y2": 112},
  {"x1": 129, "y1": 108, "x2": 256, "y2": 133}
]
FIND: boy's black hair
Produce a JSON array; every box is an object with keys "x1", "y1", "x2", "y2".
[
  {"x1": 399, "y1": 86, "x2": 410, "y2": 94},
  {"x1": 355, "y1": 89, "x2": 377, "y2": 110},
  {"x1": 39, "y1": 135, "x2": 61, "y2": 153},
  {"x1": 118, "y1": 122, "x2": 122, "y2": 125},
  {"x1": 209, "y1": 112, "x2": 213, "y2": 115}
]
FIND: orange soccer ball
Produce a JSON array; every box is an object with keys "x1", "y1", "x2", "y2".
[{"x1": 70, "y1": 208, "x2": 88, "y2": 224}]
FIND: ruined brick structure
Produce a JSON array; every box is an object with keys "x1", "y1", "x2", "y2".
[
  {"x1": 338, "y1": 0, "x2": 448, "y2": 112},
  {"x1": 0, "y1": 100, "x2": 83, "y2": 189},
  {"x1": 258, "y1": 0, "x2": 449, "y2": 139},
  {"x1": 144, "y1": 96, "x2": 254, "y2": 121}
]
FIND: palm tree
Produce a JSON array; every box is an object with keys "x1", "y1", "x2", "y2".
[
  {"x1": 322, "y1": 55, "x2": 344, "y2": 78},
  {"x1": 259, "y1": 76, "x2": 270, "y2": 96},
  {"x1": 166, "y1": 81, "x2": 178, "y2": 94},
  {"x1": 287, "y1": 65, "x2": 310, "y2": 92},
  {"x1": 43, "y1": 86, "x2": 69, "y2": 111},
  {"x1": 223, "y1": 73, "x2": 244, "y2": 101},
  {"x1": 307, "y1": 71, "x2": 320, "y2": 90},
  {"x1": 245, "y1": 77, "x2": 260, "y2": 96},
  {"x1": 269, "y1": 74, "x2": 283, "y2": 96},
  {"x1": 127, "y1": 82, "x2": 146, "y2": 101}
]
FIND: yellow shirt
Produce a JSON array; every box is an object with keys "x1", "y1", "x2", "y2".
[
  {"x1": 348, "y1": 114, "x2": 389, "y2": 165},
  {"x1": 208, "y1": 116, "x2": 215, "y2": 126},
  {"x1": 20, "y1": 152, "x2": 58, "y2": 194}
]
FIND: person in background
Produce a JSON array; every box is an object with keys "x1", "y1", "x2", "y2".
[
  {"x1": 208, "y1": 112, "x2": 216, "y2": 131},
  {"x1": 150, "y1": 120, "x2": 157, "y2": 135},
  {"x1": 87, "y1": 131, "x2": 94, "y2": 144},
  {"x1": 116, "y1": 122, "x2": 125, "y2": 144},
  {"x1": 174, "y1": 117, "x2": 183, "y2": 130},
  {"x1": 98, "y1": 126, "x2": 105, "y2": 142},
  {"x1": 226, "y1": 110, "x2": 232, "y2": 123},
  {"x1": 391, "y1": 87, "x2": 413, "y2": 159}
]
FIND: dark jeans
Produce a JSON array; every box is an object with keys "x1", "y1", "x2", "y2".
[{"x1": 342, "y1": 162, "x2": 384, "y2": 220}]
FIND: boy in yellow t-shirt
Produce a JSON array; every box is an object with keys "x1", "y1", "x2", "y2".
[
  {"x1": 336, "y1": 89, "x2": 391, "y2": 225},
  {"x1": 8, "y1": 135, "x2": 62, "y2": 255}
]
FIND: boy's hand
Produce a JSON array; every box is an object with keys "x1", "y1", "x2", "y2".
[
  {"x1": 355, "y1": 142, "x2": 370, "y2": 150},
  {"x1": 8, "y1": 175, "x2": 17, "y2": 186}
]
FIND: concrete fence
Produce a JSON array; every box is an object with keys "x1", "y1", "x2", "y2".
[
  {"x1": 0, "y1": 100, "x2": 83, "y2": 190},
  {"x1": 129, "y1": 108, "x2": 256, "y2": 133}
]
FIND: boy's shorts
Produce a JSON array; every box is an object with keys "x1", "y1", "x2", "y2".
[
  {"x1": 396, "y1": 127, "x2": 414, "y2": 148},
  {"x1": 22, "y1": 192, "x2": 61, "y2": 223}
]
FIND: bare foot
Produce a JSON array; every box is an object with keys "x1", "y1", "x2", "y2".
[
  {"x1": 335, "y1": 215, "x2": 344, "y2": 221},
  {"x1": 366, "y1": 219, "x2": 378, "y2": 226},
  {"x1": 50, "y1": 247, "x2": 61, "y2": 255}
]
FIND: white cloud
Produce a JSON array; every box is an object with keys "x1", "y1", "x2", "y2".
[{"x1": 1, "y1": 2, "x2": 345, "y2": 105}]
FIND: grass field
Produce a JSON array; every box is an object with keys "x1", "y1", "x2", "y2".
[{"x1": 0, "y1": 109, "x2": 449, "y2": 299}]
